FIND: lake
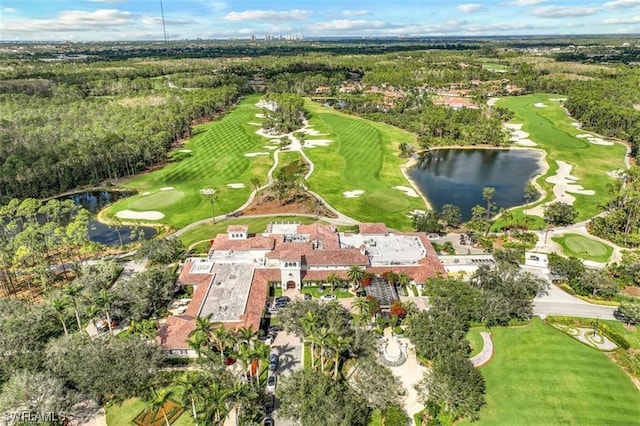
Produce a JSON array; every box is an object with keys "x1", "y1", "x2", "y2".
[
  {"x1": 64, "y1": 191, "x2": 157, "y2": 246},
  {"x1": 408, "y1": 149, "x2": 543, "y2": 221}
]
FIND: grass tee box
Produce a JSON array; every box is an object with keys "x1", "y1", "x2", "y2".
[
  {"x1": 303, "y1": 101, "x2": 426, "y2": 230},
  {"x1": 104, "y1": 95, "x2": 273, "y2": 229},
  {"x1": 460, "y1": 318, "x2": 640, "y2": 425},
  {"x1": 497, "y1": 94, "x2": 626, "y2": 221}
]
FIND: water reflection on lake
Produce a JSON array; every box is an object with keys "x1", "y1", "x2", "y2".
[
  {"x1": 63, "y1": 191, "x2": 157, "y2": 246},
  {"x1": 408, "y1": 149, "x2": 543, "y2": 221}
]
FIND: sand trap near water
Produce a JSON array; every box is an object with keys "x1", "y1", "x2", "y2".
[
  {"x1": 505, "y1": 123, "x2": 537, "y2": 146},
  {"x1": 393, "y1": 186, "x2": 419, "y2": 198},
  {"x1": 227, "y1": 183, "x2": 246, "y2": 189},
  {"x1": 534, "y1": 102, "x2": 547, "y2": 108},
  {"x1": 141, "y1": 191, "x2": 151, "y2": 196},
  {"x1": 160, "y1": 187, "x2": 174, "y2": 191},
  {"x1": 408, "y1": 209, "x2": 427, "y2": 218},
  {"x1": 343, "y1": 190, "x2": 364, "y2": 198},
  {"x1": 244, "y1": 152, "x2": 269, "y2": 157},
  {"x1": 116, "y1": 210, "x2": 165, "y2": 220}
]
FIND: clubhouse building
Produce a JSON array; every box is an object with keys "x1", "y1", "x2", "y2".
[{"x1": 156, "y1": 222, "x2": 445, "y2": 356}]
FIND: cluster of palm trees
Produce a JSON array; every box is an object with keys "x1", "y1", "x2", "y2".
[
  {"x1": 144, "y1": 315, "x2": 272, "y2": 425},
  {"x1": 49, "y1": 283, "x2": 120, "y2": 336}
]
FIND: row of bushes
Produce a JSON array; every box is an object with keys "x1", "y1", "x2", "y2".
[{"x1": 545, "y1": 316, "x2": 630, "y2": 349}]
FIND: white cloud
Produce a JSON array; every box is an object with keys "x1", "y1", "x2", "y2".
[
  {"x1": 224, "y1": 9, "x2": 311, "y2": 22},
  {"x1": 142, "y1": 15, "x2": 196, "y2": 25},
  {"x1": 603, "y1": 0, "x2": 640, "y2": 8},
  {"x1": 457, "y1": 3, "x2": 484, "y2": 13},
  {"x1": 342, "y1": 10, "x2": 369, "y2": 17},
  {"x1": 533, "y1": 6, "x2": 599, "y2": 18},
  {"x1": 311, "y1": 19, "x2": 391, "y2": 32},
  {"x1": 604, "y1": 15, "x2": 640, "y2": 23},
  {"x1": 1, "y1": 9, "x2": 135, "y2": 33},
  {"x1": 500, "y1": 0, "x2": 547, "y2": 5},
  {"x1": 0, "y1": 6, "x2": 15, "y2": 13}
]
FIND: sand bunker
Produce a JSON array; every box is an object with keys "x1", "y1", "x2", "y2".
[
  {"x1": 394, "y1": 186, "x2": 419, "y2": 198},
  {"x1": 534, "y1": 102, "x2": 547, "y2": 108},
  {"x1": 606, "y1": 170, "x2": 625, "y2": 179},
  {"x1": 255, "y1": 113, "x2": 265, "y2": 118},
  {"x1": 244, "y1": 152, "x2": 270, "y2": 157},
  {"x1": 570, "y1": 122, "x2": 581, "y2": 128},
  {"x1": 304, "y1": 139, "x2": 333, "y2": 148},
  {"x1": 487, "y1": 97, "x2": 500, "y2": 106},
  {"x1": 227, "y1": 183, "x2": 246, "y2": 189},
  {"x1": 255, "y1": 100, "x2": 277, "y2": 111},
  {"x1": 160, "y1": 187, "x2": 174, "y2": 191},
  {"x1": 116, "y1": 210, "x2": 165, "y2": 220},
  {"x1": 526, "y1": 160, "x2": 594, "y2": 217},
  {"x1": 343, "y1": 190, "x2": 364, "y2": 198},
  {"x1": 179, "y1": 149, "x2": 192, "y2": 153},
  {"x1": 505, "y1": 123, "x2": 537, "y2": 146},
  {"x1": 141, "y1": 191, "x2": 151, "y2": 196},
  {"x1": 576, "y1": 134, "x2": 614, "y2": 146},
  {"x1": 549, "y1": 98, "x2": 567, "y2": 101},
  {"x1": 248, "y1": 122, "x2": 262, "y2": 126},
  {"x1": 408, "y1": 209, "x2": 427, "y2": 218},
  {"x1": 264, "y1": 146, "x2": 278, "y2": 150}
]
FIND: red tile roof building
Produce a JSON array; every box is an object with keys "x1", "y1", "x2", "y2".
[{"x1": 157, "y1": 223, "x2": 445, "y2": 355}]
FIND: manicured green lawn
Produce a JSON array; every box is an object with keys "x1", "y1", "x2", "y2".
[
  {"x1": 552, "y1": 233, "x2": 613, "y2": 262},
  {"x1": 104, "y1": 94, "x2": 273, "y2": 229},
  {"x1": 601, "y1": 320, "x2": 640, "y2": 349},
  {"x1": 467, "y1": 327, "x2": 488, "y2": 358},
  {"x1": 303, "y1": 101, "x2": 427, "y2": 230},
  {"x1": 178, "y1": 215, "x2": 322, "y2": 248},
  {"x1": 498, "y1": 94, "x2": 626, "y2": 222},
  {"x1": 460, "y1": 318, "x2": 640, "y2": 425},
  {"x1": 106, "y1": 396, "x2": 194, "y2": 426},
  {"x1": 301, "y1": 286, "x2": 353, "y2": 299}
]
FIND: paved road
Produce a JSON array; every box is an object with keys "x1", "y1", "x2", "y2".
[
  {"x1": 268, "y1": 330, "x2": 302, "y2": 426},
  {"x1": 524, "y1": 266, "x2": 616, "y2": 320}
]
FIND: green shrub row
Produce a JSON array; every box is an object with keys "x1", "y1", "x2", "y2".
[
  {"x1": 545, "y1": 316, "x2": 630, "y2": 349},
  {"x1": 615, "y1": 351, "x2": 640, "y2": 378},
  {"x1": 560, "y1": 283, "x2": 576, "y2": 295}
]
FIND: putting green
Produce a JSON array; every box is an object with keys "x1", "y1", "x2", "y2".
[
  {"x1": 130, "y1": 190, "x2": 185, "y2": 210},
  {"x1": 552, "y1": 233, "x2": 613, "y2": 262},
  {"x1": 497, "y1": 94, "x2": 626, "y2": 222}
]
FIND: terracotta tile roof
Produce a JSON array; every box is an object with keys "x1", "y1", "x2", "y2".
[
  {"x1": 234, "y1": 269, "x2": 271, "y2": 331},
  {"x1": 210, "y1": 234, "x2": 275, "y2": 251},
  {"x1": 358, "y1": 223, "x2": 388, "y2": 235},
  {"x1": 156, "y1": 315, "x2": 195, "y2": 350},
  {"x1": 305, "y1": 248, "x2": 369, "y2": 267},
  {"x1": 178, "y1": 261, "x2": 215, "y2": 287},
  {"x1": 280, "y1": 251, "x2": 302, "y2": 261},
  {"x1": 227, "y1": 225, "x2": 248, "y2": 232},
  {"x1": 266, "y1": 241, "x2": 313, "y2": 259},
  {"x1": 297, "y1": 223, "x2": 341, "y2": 249},
  {"x1": 184, "y1": 279, "x2": 210, "y2": 317}
]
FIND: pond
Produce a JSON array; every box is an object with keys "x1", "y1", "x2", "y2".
[
  {"x1": 63, "y1": 191, "x2": 157, "y2": 246},
  {"x1": 408, "y1": 149, "x2": 543, "y2": 221}
]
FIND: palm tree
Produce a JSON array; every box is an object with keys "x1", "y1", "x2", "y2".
[
  {"x1": 236, "y1": 326, "x2": 256, "y2": 350},
  {"x1": 230, "y1": 380, "x2": 254, "y2": 426},
  {"x1": 50, "y1": 297, "x2": 69, "y2": 336},
  {"x1": 177, "y1": 372, "x2": 203, "y2": 426},
  {"x1": 300, "y1": 311, "x2": 319, "y2": 369},
  {"x1": 396, "y1": 273, "x2": 411, "y2": 295},
  {"x1": 326, "y1": 273, "x2": 341, "y2": 293},
  {"x1": 211, "y1": 326, "x2": 234, "y2": 364},
  {"x1": 347, "y1": 265, "x2": 365, "y2": 291},
  {"x1": 200, "y1": 382, "x2": 233, "y2": 425},
  {"x1": 63, "y1": 282, "x2": 84, "y2": 332},
  {"x1": 131, "y1": 319, "x2": 157, "y2": 340},
  {"x1": 95, "y1": 289, "x2": 115, "y2": 334},
  {"x1": 351, "y1": 297, "x2": 371, "y2": 326},
  {"x1": 147, "y1": 387, "x2": 175, "y2": 426},
  {"x1": 189, "y1": 314, "x2": 219, "y2": 348},
  {"x1": 187, "y1": 333, "x2": 209, "y2": 360},
  {"x1": 328, "y1": 333, "x2": 353, "y2": 381},
  {"x1": 253, "y1": 342, "x2": 270, "y2": 386},
  {"x1": 317, "y1": 326, "x2": 332, "y2": 374}
]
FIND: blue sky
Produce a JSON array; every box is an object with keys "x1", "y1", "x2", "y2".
[{"x1": 1, "y1": 1, "x2": 639, "y2": 41}]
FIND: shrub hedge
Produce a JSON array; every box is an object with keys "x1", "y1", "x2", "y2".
[{"x1": 545, "y1": 316, "x2": 630, "y2": 349}]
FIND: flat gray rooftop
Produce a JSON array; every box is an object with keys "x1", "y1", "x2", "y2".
[
  {"x1": 340, "y1": 233, "x2": 425, "y2": 266},
  {"x1": 190, "y1": 260, "x2": 214, "y2": 274},
  {"x1": 198, "y1": 263, "x2": 255, "y2": 323},
  {"x1": 267, "y1": 221, "x2": 300, "y2": 235}
]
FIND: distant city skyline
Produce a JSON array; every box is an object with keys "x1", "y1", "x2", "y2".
[{"x1": 1, "y1": 0, "x2": 639, "y2": 42}]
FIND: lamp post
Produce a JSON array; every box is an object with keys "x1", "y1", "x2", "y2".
[{"x1": 200, "y1": 188, "x2": 216, "y2": 224}]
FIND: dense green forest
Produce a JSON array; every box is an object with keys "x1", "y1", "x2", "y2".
[{"x1": 1, "y1": 40, "x2": 639, "y2": 203}]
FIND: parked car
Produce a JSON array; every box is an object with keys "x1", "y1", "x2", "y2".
[
  {"x1": 320, "y1": 294, "x2": 336, "y2": 301},
  {"x1": 266, "y1": 375, "x2": 277, "y2": 392},
  {"x1": 265, "y1": 394, "x2": 275, "y2": 413},
  {"x1": 275, "y1": 296, "x2": 290, "y2": 303},
  {"x1": 269, "y1": 353, "x2": 278, "y2": 371},
  {"x1": 263, "y1": 418, "x2": 275, "y2": 426},
  {"x1": 267, "y1": 325, "x2": 281, "y2": 333}
]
